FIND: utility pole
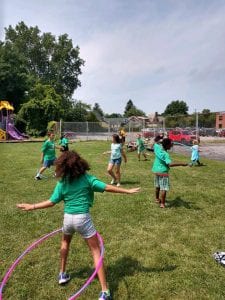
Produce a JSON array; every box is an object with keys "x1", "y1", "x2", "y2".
[{"x1": 195, "y1": 109, "x2": 199, "y2": 140}]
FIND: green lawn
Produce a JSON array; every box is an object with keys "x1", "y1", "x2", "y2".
[{"x1": 1, "y1": 141, "x2": 225, "y2": 300}]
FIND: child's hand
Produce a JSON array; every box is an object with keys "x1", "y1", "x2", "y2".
[
  {"x1": 128, "y1": 187, "x2": 141, "y2": 194},
  {"x1": 17, "y1": 203, "x2": 34, "y2": 211}
]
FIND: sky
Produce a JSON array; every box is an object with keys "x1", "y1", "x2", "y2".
[{"x1": 1, "y1": 0, "x2": 225, "y2": 115}]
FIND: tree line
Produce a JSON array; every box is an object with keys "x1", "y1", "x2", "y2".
[{"x1": 0, "y1": 22, "x2": 216, "y2": 136}]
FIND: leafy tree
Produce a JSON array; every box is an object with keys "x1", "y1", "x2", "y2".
[
  {"x1": 124, "y1": 99, "x2": 145, "y2": 117},
  {"x1": 0, "y1": 42, "x2": 32, "y2": 112},
  {"x1": 198, "y1": 109, "x2": 216, "y2": 128},
  {"x1": 16, "y1": 83, "x2": 62, "y2": 136},
  {"x1": 63, "y1": 101, "x2": 91, "y2": 122},
  {"x1": 1, "y1": 21, "x2": 84, "y2": 113},
  {"x1": 124, "y1": 99, "x2": 134, "y2": 116},
  {"x1": 163, "y1": 100, "x2": 189, "y2": 116},
  {"x1": 104, "y1": 113, "x2": 123, "y2": 118},
  {"x1": 92, "y1": 102, "x2": 104, "y2": 120}
]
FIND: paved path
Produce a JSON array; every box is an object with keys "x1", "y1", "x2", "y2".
[{"x1": 173, "y1": 143, "x2": 225, "y2": 161}]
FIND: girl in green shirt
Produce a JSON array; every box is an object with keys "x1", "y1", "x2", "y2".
[{"x1": 17, "y1": 150, "x2": 140, "y2": 300}]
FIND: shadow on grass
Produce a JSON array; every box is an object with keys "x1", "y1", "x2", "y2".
[
  {"x1": 68, "y1": 256, "x2": 176, "y2": 299},
  {"x1": 107, "y1": 256, "x2": 177, "y2": 299},
  {"x1": 167, "y1": 196, "x2": 201, "y2": 210},
  {"x1": 121, "y1": 180, "x2": 141, "y2": 185}
]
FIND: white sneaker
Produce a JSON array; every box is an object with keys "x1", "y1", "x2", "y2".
[
  {"x1": 110, "y1": 179, "x2": 115, "y2": 184},
  {"x1": 116, "y1": 183, "x2": 121, "y2": 187}
]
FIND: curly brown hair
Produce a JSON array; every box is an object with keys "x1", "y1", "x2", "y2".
[{"x1": 55, "y1": 150, "x2": 90, "y2": 182}]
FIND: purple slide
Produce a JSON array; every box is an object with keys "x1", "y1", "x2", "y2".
[{"x1": 7, "y1": 122, "x2": 28, "y2": 140}]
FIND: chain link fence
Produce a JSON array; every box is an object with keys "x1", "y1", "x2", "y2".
[{"x1": 56, "y1": 111, "x2": 224, "y2": 142}]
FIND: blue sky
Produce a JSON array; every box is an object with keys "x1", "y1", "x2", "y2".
[{"x1": 1, "y1": 0, "x2": 225, "y2": 114}]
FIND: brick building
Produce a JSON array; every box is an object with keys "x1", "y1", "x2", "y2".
[{"x1": 216, "y1": 112, "x2": 225, "y2": 129}]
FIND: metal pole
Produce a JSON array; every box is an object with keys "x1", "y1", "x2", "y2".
[
  {"x1": 195, "y1": 109, "x2": 199, "y2": 140},
  {"x1": 59, "y1": 119, "x2": 62, "y2": 137}
]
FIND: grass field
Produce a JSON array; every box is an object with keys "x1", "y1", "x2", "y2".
[{"x1": 1, "y1": 141, "x2": 225, "y2": 300}]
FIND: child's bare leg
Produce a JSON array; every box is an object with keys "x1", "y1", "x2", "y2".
[
  {"x1": 155, "y1": 187, "x2": 161, "y2": 203},
  {"x1": 107, "y1": 163, "x2": 116, "y2": 181},
  {"x1": 60, "y1": 234, "x2": 72, "y2": 273},
  {"x1": 38, "y1": 166, "x2": 47, "y2": 175},
  {"x1": 143, "y1": 152, "x2": 147, "y2": 160},
  {"x1": 86, "y1": 234, "x2": 108, "y2": 292},
  {"x1": 114, "y1": 164, "x2": 121, "y2": 184},
  {"x1": 160, "y1": 190, "x2": 166, "y2": 208},
  {"x1": 138, "y1": 153, "x2": 141, "y2": 161}
]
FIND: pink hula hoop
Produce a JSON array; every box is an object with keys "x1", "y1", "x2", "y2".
[{"x1": 0, "y1": 229, "x2": 104, "y2": 300}]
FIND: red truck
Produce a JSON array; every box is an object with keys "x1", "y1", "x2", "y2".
[{"x1": 168, "y1": 129, "x2": 198, "y2": 145}]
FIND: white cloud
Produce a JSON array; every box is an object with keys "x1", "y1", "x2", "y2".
[{"x1": 2, "y1": 0, "x2": 225, "y2": 113}]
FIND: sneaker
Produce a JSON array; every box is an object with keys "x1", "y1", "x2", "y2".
[
  {"x1": 98, "y1": 290, "x2": 112, "y2": 300},
  {"x1": 35, "y1": 175, "x2": 41, "y2": 180},
  {"x1": 110, "y1": 179, "x2": 116, "y2": 184},
  {"x1": 116, "y1": 183, "x2": 121, "y2": 187},
  {"x1": 58, "y1": 272, "x2": 70, "y2": 284}
]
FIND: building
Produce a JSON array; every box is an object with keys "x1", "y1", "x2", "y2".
[{"x1": 216, "y1": 112, "x2": 225, "y2": 129}]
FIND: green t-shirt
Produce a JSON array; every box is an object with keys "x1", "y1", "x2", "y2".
[
  {"x1": 59, "y1": 137, "x2": 68, "y2": 147},
  {"x1": 41, "y1": 140, "x2": 56, "y2": 161},
  {"x1": 49, "y1": 173, "x2": 106, "y2": 214},
  {"x1": 152, "y1": 145, "x2": 171, "y2": 174},
  {"x1": 136, "y1": 138, "x2": 145, "y2": 151}
]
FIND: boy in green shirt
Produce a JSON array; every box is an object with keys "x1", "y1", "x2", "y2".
[
  {"x1": 59, "y1": 134, "x2": 69, "y2": 152},
  {"x1": 136, "y1": 134, "x2": 147, "y2": 161},
  {"x1": 35, "y1": 132, "x2": 57, "y2": 180},
  {"x1": 18, "y1": 150, "x2": 140, "y2": 300},
  {"x1": 152, "y1": 138, "x2": 187, "y2": 208}
]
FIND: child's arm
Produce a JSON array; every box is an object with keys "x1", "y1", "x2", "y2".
[
  {"x1": 102, "y1": 151, "x2": 111, "y2": 155},
  {"x1": 105, "y1": 185, "x2": 140, "y2": 194},
  {"x1": 17, "y1": 200, "x2": 55, "y2": 211}
]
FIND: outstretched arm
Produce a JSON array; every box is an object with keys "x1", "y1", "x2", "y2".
[
  {"x1": 105, "y1": 185, "x2": 140, "y2": 194},
  {"x1": 102, "y1": 151, "x2": 111, "y2": 155},
  {"x1": 17, "y1": 200, "x2": 55, "y2": 211}
]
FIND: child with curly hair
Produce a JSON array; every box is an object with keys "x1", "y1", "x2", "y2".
[{"x1": 17, "y1": 150, "x2": 140, "y2": 300}]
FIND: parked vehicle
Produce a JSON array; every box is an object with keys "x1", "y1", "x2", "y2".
[
  {"x1": 168, "y1": 129, "x2": 198, "y2": 145},
  {"x1": 218, "y1": 129, "x2": 225, "y2": 137}
]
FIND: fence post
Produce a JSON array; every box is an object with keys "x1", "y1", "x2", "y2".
[
  {"x1": 86, "y1": 121, "x2": 89, "y2": 140},
  {"x1": 59, "y1": 119, "x2": 62, "y2": 137}
]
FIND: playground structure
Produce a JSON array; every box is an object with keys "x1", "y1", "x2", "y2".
[{"x1": 0, "y1": 101, "x2": 28, "y2": 141}]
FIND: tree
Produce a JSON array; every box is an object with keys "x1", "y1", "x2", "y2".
[
  {"x1": 104, "y1": 113, "x2": 123, "y2": 118},
  {"x1": 124, "y1": 99, "x2": 134, "y2": 116},
  {"x1": 0, "y1": 42, "x2": 32, "y2": 112},
  {"x1": 16, "y1": 83, "x2": 62, "y2": 136},
  {"x1": 92, "y1": 102, "x2": 104, "y2": 120},
  {"x1": 124, "y1": 99, "x2": 145, "y2": 117},
  {"x1": 198, "y1": 109, "x2": 216, "y2": 128},
  {"x1": 1, "y1": 21, "x2": 84, "y2": 112},
  {"x1": 63, "y1": 100, "x2": 91, "y2": 122},
  {"x1": 163, "y1": 100, "x2": 189, "y2": 116}
]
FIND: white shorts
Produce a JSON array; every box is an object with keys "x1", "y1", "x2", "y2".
[{"x1": 63, "y1": 213, "x2": 96, "y2": 239}]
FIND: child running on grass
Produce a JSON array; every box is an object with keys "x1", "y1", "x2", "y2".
[
  {"x1": 35, "y1": 132, "x2": 57, "y2": 180},
  {"x1": 136, "y1": 134, "x2": 147, "y2": 161},
  {"x1": 104, "y1": 134, "x2": 127, "y2": 187},
  {"x1": 17, "y1": 150, "x2": 140, "y2": 300},
  {"x1": 152, "y1": 138, "x2": 188, "y2": 208}
]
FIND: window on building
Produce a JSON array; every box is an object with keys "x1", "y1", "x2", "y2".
[
  {"x1": 219, "y1": 115, "x2": 223, "y2": 120},
  {"x1": 219, "y1": 124, "x2": 222, "y2": 128}
]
